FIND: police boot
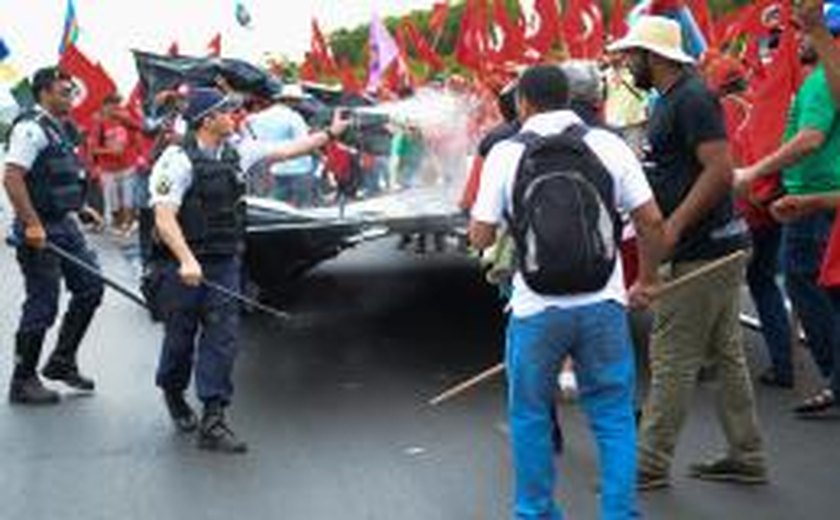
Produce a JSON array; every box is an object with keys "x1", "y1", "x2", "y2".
[
  {"x1": 198, "y1": 402, "x2": 248, "y2": 454},
  {"x1": 42, "y1": 304, "x2": 97, "y2": 392},
  {"x1": 9, "y1": 331, "x2": 60, "y2": 405}
]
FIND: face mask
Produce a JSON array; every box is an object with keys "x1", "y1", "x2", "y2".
[{"x1": 629, "y1": 52, "x2": 654, "y2": 91}]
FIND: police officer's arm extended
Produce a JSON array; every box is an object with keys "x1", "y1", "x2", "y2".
[
  {"x1": 3, "y1": 164, "x2": 46, "y2": 249},
  {"x1": 261, "y1": 109, "x2": 350, "y2": 164}
]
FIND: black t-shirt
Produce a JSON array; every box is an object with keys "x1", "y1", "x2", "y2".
[{"x1": 645, "y1": 72, "x2": 748, "y2": 262}]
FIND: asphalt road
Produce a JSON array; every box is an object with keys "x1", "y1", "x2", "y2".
[{"x1": 1, "y1": 202, "x2": 839, "y2": 519}]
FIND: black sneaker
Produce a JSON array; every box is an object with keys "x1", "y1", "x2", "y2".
[
  {"x1": 688, "y1": 457, "x2": 768, "y2": 485},
  {"x1": 42, "y1": 363, "x2": 95, "y2": 392},
  {"x1": 163, "y1": 392, "x2": 198, "y2": 433},
  {"x1": 9, "y1": 377, "x2": 61, "y2": 405},
  {"x1": 198, "y1": 406, "x2": 248, "y2": 454}
]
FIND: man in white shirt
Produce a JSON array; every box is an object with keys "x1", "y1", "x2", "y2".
[{"x1": 470, "y1": 65, "x2": 668, "y2": 520}]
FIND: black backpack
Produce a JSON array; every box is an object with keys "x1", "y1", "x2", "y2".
[{"x1": 507, "y1": 124, "x2": 623, "y2": 295}]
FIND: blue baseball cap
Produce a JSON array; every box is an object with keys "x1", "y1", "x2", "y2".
[{"x1": 183, "y1": 87, "x2": 241, "y2": 124}]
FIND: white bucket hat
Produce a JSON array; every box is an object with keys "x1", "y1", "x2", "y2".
[{"x1": 607, "y1": 15, "x2": 695, "y2": 64}]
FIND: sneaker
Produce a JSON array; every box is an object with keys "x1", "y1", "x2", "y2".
[
  {"x1": 688, "y1": 457, "x2": 768, "y2": 485},
  {"x1": 9, "y1": 377, "x2": 61, "y2": 405},
  {"x1": 637, "y1": 469, "x2": 670, "y2": 491},
  {"x1": 163, "y1": 392, "x2": 198, "y2": 433},
  {"x1": 198, "y1": 406, "x2": 247, "y2": 454},
  {"x1": 42, "y1": 363, "x2": 95, "y2": 392}
]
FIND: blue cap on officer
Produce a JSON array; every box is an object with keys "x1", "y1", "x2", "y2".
[{"x1": 183, "y1": 87, "x2": 240, "y2": 125}]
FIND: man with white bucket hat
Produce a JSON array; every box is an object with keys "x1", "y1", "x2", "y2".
[{"x1": 608, "y1": 15, "x2": 768, "y2": 491}]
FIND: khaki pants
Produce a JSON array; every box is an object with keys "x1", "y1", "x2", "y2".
[{"x1": 638, "y1": 254, "x2": 765, "y2": 475}]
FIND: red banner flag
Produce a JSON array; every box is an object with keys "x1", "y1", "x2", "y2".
[
  {"x1": 528, "y1": 0, "x2": 562, "y2": 56},
  {"x1": 563, "y1": 0, "x2": 605, "y2": 60},
  {"x1": 609, "y1": 0, "x2": 628, "y2": 40},
  {"x1": 429, "y1": 1, "x2": 450, "y2": 37},
  {"x1": 491, "y1": 0, "x2": 527, "y2": 64},
  {"x1": 58, "y1": 44, "x2": 117, "y2": 131},
  {"x1": 401, "y1": 19, "x2": 445, "y2": 72},
  {"x1": 311, "y1": 18, "x2": 338, "y2": 76},
  {"x1": 207, "y1": 33, "x2": 222, "y2": 57}
]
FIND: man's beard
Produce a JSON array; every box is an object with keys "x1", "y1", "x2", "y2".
[
  {"x1": 630, "y1": 56, "x2": 654, "y2": 91},
  {"x1": 800, "y1": 47, "x2": 819, "y2": 66}
]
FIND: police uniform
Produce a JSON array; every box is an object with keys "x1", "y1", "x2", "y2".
[
  {"x1": 149, "y1": 115, "x2": 271, "y2": 450},
  {"x1": 5, "y1": 107, "x2": 104, "y2": 402}
]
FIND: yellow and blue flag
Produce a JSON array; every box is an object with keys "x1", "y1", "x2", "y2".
[{"x1": 59, "y1": 0, "x2": 80, "y2": 55}]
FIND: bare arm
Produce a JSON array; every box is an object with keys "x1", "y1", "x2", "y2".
[
  {"x1": 3, "y1": 164, "x2": 41, "y2": 227},
  {"x1": 737, "y1": 129, "x2": 826, "y2": 182},
  {"x1": 630, "y1": 200, "x2": 668, "y2": 284},
  {"x1": 154, "y1": 203, "x2": 202, "y2": 285},
  {"x1": 263, "y1": 111, "x2": 350, "y2": 164},
  {"x1": 668, "y1": 140, "x2": 735, "y2": 240}
]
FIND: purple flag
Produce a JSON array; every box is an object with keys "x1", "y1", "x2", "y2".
[{"x1": 366, "y1": 13, "x2": 400, "y2": 92}]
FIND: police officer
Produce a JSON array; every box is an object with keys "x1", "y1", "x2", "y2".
[
  {"x1": 149, "y1": 87, "x2": 348, "y2": 453},
  {"x1": 3, "y1": 67, "x2": 104, "y2": 404}
]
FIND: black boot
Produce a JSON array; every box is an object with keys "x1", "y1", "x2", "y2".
[
  {"x1": 163, "y1": 391, "x2": 198, "y2": 433},
  {"x1": 9, "y1": 331, "x2": 60, "y2": 405},
  {"x1": 42, "y1": 304, "x2": 97, "y2": 391},
  {"x1": 198, "y1": 402, "x2": 248, "y2": 454}
]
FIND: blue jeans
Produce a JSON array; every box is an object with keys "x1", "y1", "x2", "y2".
[
  {"x1": 747, "y1": 225, "x2": 793, "y2": 379},
  {"x1": 156, "y1": 256, "x2": 241, "y2": 405},
  {"x1": 506, "y1": 302, "x2": 638, "y2": 520},
  {"x1": 828, "y1": 291, "x2": 840, "y2": 397},
  {"x1": 274, "y1": 174, "x2": 315, "y2": 207},
  {"x1": 782, "y1": 212, "x2": 836, "y2": 379}
]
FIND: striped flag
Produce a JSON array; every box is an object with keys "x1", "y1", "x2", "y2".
[
  {"x1": 59, "y1": 0, "x2": 80, "y2": 55},
  {"x1": 366, "y1": 13, "x2": 400, "y2": 92}
]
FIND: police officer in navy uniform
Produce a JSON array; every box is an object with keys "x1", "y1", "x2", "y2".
[
  {"x1": 3, "y1": 67, "x2": 104, "y2": 404},
  {"x1": 149, "y1": 87, "x2": 348, "y2": 453}
]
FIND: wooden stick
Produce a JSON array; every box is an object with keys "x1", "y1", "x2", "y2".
[{"x1": 427, "y1": 249, "x2": 748, "y2": 407}]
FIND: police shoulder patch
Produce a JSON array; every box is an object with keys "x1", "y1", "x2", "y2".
[{"x1": 156, "y1": 176, "x2": 172, "y2": 196}]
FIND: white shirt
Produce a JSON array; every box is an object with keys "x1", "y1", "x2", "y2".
[
  {"x1": 4, "y1": 107, "x2": 55, "y2": 172},
  {"x1": 148, "y1": 137, "x2": 276, "y2": 207},
  {"x1": 472, "y1": 110, "x2": 654, "y2": 318}
]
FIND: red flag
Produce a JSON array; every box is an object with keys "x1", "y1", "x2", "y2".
[
  {"x1": 528, "y1": 0, "x2": 562, "y2": 56},
  {"x1": 207, "y1": 33, "x2": 222, "y2": 57},
  {"x1": 563, "y1": 0, "x2": 605, "y2": 59},
  {"x1": 58, "y1": 44, "x2": 117, "y2": 131},
  {"x1": 337, "y1": 58, "x2": 363, "y2": 94},
  {"x1": 311, "y1": 19, "x2": 338, "y2": 76},
  {"x1": 299, "y1": 53, "x2": 319, "y2": 82},
  {"x1": 609, "y1": 0, "x2": 628, "y2": 40},
  {"x1": 491, "y1": 0, "x2": 526, "y2": 64},
  {"x1": 740, "y1": 6, "x2": 801, "y2": 164},
  {"x1": 401, "y1": 19, "x2": 445, "y2": 72},
  {"x1": 455, "y1": 0, "x2": 490, "y2": 71},
  {"x1": 429, "y1": 1, "x2": 450, "y2": 37},
  {"x1": 686, "y1": 0, "x2": 715, "y2": 47}
]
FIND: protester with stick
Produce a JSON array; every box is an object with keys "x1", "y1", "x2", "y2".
[
  {"x1": 3, "y1": 66, "x2": 104, "y2": 404},
  {"x1": 608, "y1": 15, "x2": 768, "y2": 490},
  {"x1": 148, "y1": 87, "x2": 348, "y2": 453}
]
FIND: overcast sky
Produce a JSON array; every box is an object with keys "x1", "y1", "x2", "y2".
[{"x1": 0, "y1": 0, "x2": 449, "y2": 91}]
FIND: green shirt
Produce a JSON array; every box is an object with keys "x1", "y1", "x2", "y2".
[{"x1": 783, "y1": 66, "x2": 840, "y2": 195}]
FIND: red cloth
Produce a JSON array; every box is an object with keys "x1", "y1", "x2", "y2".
[
  {"x1": 88, "y1": 117, "x2": 137, "y2": 172},
  {"x1": 820, "y1": 212, "x2": 840, "y2": 288},
  {"x1": 528, "y1": 0, "x2": 562, "y2": 55},
  {"x1": 459, "y1": 156, "x2": 484, "y2": 211},
  {"x1": 620, "y1": 238, "x2": 639, "y2": 289},
  {"x1": 59, "y1": 44, "x2": 117, "y2": 132},
  {"x1": 324, "y1": 143, "x2": 352, "y2": 183}
]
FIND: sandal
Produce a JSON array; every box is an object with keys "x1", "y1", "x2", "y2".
[{"x1": 794, "y1": 388, "x2": 836, "y2": 415}]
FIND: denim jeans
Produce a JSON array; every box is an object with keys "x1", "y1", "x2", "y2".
[
  {"x1": 506, "y1": 301, "x2": 638, "y2": 520},
  {"x1": 747, "y1": 225, "x2": 793, "y2": 379},
  {"x1": 828, "y1": 291, "x2": 840, "y2": 397},
  {"x1": 782, "y1": 211, "x2": 836, "y2": 379}
]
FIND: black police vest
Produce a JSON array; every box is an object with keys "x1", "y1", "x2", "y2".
[
  {"x1": 11, "y1": 112, "x2": 86, "y2": 221},
  {"x1": 177, "y1": 137, "x2": 246, "y2": 258}
]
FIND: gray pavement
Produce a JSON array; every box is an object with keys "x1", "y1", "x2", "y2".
[{"x1": 1, "y1": 200, "x2": 839, "y2": 519}]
